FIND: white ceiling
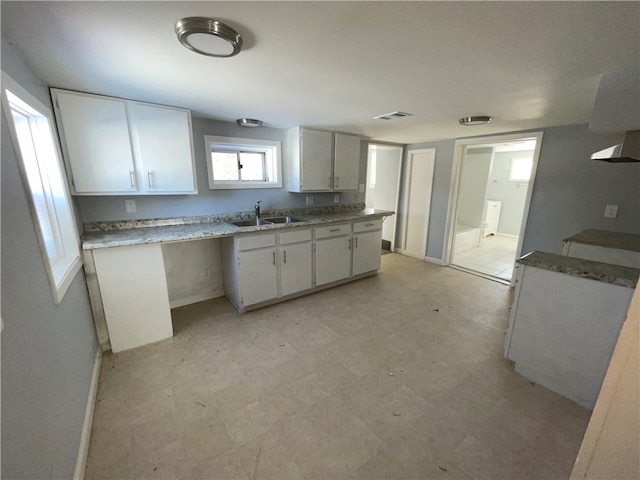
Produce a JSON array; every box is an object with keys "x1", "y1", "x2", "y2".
[{"x1": 2, "y1": 1, "x2": 639, "y2": 144}]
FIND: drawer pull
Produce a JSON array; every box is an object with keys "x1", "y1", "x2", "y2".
[
  {"x1": 272, "y1": 251, "x2": 276, "y2": 265},
  {"x1": 283, "y1": 250, "x2": 287, "y2": 264},
  {"x1": 365, "y1": 223, "x2": 375, "y2": 226},
  {"x1": 329, "y1": 228, "x2": 341, "y2": 232},
  {"x1": 355, "y1": 237, "x2": 358, "y2": 248}
]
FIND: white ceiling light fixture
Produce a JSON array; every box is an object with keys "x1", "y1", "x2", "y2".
[
  {"x1": 175, "y1": 17, "x2": 243, "y2": 58},
  {"x1": 373, "y1": 111, "x2": 412, "y2": 120},
  {"x1": 237, "y1": 118, "x2": 263, "y2": 127},
  {"x1": 459, "y1": 116, "x2": 492, "y2": 126}
]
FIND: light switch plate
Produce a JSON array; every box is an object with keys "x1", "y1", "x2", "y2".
[
  {"x1": 604, "y1": 204, "x2": 618, "y2": 218},
  {"x1": 125, "y1": 199, "x2": 136, "y2": 213},
  {"x1": 305, "y1": 195, "x2": 314, "y2": 206},
  {"x1": 358, "y1": 183, "x2": 365, "y2": 192},
  {"x1": 333, "y1": 193, "x2": 339, "y2": 203}
]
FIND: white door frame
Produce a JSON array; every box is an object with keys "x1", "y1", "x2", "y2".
[
  {"x1": 366, "y1": 143, "x2": 404, "y2": 251},
  {"x1": 399, "y1": 148, "x2": 436, "y2": 260},
  {"x1": 443, "y1": 132, "x2": 544, "y2": 279}
]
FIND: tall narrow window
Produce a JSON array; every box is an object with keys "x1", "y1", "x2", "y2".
[{"x1": 2, "y1": 73, "x2": 81, "y2": 303}]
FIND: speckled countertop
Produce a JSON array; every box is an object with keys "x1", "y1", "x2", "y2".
[
  {"x1": 563, "y1": 229, "x2": 640, "y2": 253},
  {"x1": 517, "y1": 251, "x2": 639, "y2": 288},
  {"x1": 82, "y1": 206, "x2": 394, "y2": 250}
]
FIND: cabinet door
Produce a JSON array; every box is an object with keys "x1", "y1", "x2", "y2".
[
  {"x1": 238, "y1": 248, "x2": 278, "y2": 306},
  {"x1": 352, "y1": 230, "x2": 382, "y2": 276},
  {"x1": 300, "y1": 129, "x2": 332, "y2": 191},
  {"x1": 333, "y1": 133, "x2": 360, "y2": 191},
  {"x1": 54, "y1": 91, "x2": 136, "y2": 193},
  {"x1": 92, "y1": 244, "x2": 173, "y2": 353},
  {"x1": 315, "y1": 236, "x2": 352, "y2": 286},
  {"x1": 130, "y1": 103, "x2": 196, "y2": 193},
  {"x1": 281, "y1": 242, "x2": 312, "y2": 296}
]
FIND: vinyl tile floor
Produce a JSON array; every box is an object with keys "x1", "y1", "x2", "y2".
[
  {"x1": 452, "y1": 235, "x2": 519, "y2": 281},
  {"x1": 85, "y1": 253, "x2": 590, "y2": 480}
]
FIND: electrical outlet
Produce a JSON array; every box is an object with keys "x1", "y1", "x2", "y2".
[
  {"x1": 604, "y1": 204, "x2": 619, "y2": 218},
  {"x1": 202, "y1": 268, "x2": 211, "y2": 280},
  {"x1": 358, "y1": 183, "x2": 365, "y2": 193},
  {"x1": 306, "y1": 195, "x2": 314, "y2": 206},
  {"x1": 333, "y1": 193, "x2": 340, "y2": 203},
  {"x1": 125, "y1": 199, "x2": 136, "y2": 213}
]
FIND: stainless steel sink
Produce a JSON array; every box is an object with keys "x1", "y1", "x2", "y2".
[
  {"x1": 230, "y1": 218, "x2": 273, "y2": 227},
  {"x1": 263, "y1": 216, "x2": 305, "y2": 224}
]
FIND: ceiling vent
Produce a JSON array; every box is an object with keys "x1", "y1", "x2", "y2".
[{"x1": 373, "y1": 111, "x2": 412, "y2": 120}]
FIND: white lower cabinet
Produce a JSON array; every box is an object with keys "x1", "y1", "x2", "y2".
[
  {"x1": 222, "y1": 229, "x2": 313, "y2": 310},
  {"x1": 314, "y1": 223, "x2": 353, "y2": 286},
  {"x1": 352, "y1": 219, "x2": 383, "y2": 275}
]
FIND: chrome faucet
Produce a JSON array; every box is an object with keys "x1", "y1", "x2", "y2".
[{"x1": 255, "y1": 200, "x2": 262, "y2": 219}]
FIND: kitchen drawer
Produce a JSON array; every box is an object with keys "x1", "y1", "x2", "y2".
[
  {"x1": 353, "y1": 218, "x2": 382, "y2": 233},
  {"x1": 315, "y1": 223, "x2": 351, "y2": 239},
  {"x1": 280, "y1": 228, "x2": 312, "y2": 245},
  {"x1": 237, "y1": 233, "x2": 276, "y2": 251}
]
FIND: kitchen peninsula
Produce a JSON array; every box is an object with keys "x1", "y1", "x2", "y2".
[{"x1": 82, "y1": 204, "x2": 393, "y2": 353}]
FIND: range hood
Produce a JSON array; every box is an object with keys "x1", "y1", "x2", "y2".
[
  {"x1": 591, "y1": 130, "x2": 640, "y2": 163},
  {"x1": 589, "y1": 63, "x2": 640, "y2": 163}
]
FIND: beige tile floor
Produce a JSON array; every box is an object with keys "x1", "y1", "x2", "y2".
[
  {"x1": 85, "y1": 254, "x2": 590, "y2": 480},
  {"x1": 453, "y1": 235, "x2": 519, "y2": 282}
]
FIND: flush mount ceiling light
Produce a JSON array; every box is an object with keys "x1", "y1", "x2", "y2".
[
  {"x1": 459, "y1": 116, "x2": 493, "y2": 126},
  {"x1": 373, "y1": 111, "x2": 413, "y2": 120},
  {"x1": 236, "y1": 118, "x2": 263, "y2": 127},
  {"x1": 175, "y1": 17, "x2": 242, "y2": 58}
]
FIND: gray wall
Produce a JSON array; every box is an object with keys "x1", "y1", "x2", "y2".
[
  {"x1": 1, "y1": 39, "x2": 99, "y2": 479},
  {"x1": 486, "y1": 151, "x2": 531, "y2": 236},
  {"x1": 404, "y1": 124, "x2": 638, "y2": 260},
  {"x1": 76, "y1": 119, "x2": 366, "y2": 223}
]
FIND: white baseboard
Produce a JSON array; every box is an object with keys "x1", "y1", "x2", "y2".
[
  {"x1": 425, "y1": 256, "x2": 445, "y2": 265},
  {"x1": 73, "y1": 349, "x2": 102, "y2": 480},
  {"x1": 395, "y1": 248, "x2": 426, "y2": 261},
  {"x1": 169, "y1": 289, "x2": 225, "y2": 309},
  {"x1": 496, "y1": 233, "x2": 519, "y2": 239}
]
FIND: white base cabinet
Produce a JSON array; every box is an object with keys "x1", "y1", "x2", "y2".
[
  {"x1": 52, "y1": 88, "x2": 197, "y2": 195},
  {"x1": 92, "y1": 244, "x2": 173, "y2": 353},
  {"x1": 314, "y1": 223, "x2": 353, "y2": 286},
  {"x1": 280, "y1": 230, "x2": 313, "y2": 296},
  {"x1": 353, "y1": 222, "x2": 383, "y2": 275}
]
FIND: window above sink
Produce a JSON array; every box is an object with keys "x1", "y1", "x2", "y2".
[{"x1": 204, "y1": 135, "x2": 282, "y2": 190}]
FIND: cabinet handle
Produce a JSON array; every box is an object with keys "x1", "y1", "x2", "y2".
[
  {"x1": 147, "y1": 170, "x2": 153, "y2": 188},
  {"x1": 355, "y1": 237, "x2": 358, "y2": 248},
  {"x1": 329, "y1": 228, "x2": 340, "y2": 232},
  {"x1": 272, "y1": 251, "x2": 276, "y2": 265},
  {"x1": 129, "y1": 170, "x2": 136, "y2": 189},
  {"x1": 283, "y1": 250, "x2": 287, "y2": 264},
  {"x1": 335, "y1": 176, "x2": 339, "y2": 188},
  {"x1": 365, "y1": 223, "x2": 375, "y2": 226},
  {"x1": 348, "y1": 238, "x2": 352, "y2": 250}
]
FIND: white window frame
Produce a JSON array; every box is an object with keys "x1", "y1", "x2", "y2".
[
  {"x1": 204, "y1": 135, "x2": 282, "y2": 189},
  {"x1": 2, "y1": 72, "x2": 82, "y2": 303}
]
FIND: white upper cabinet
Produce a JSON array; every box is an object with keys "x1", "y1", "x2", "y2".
[
  {"x1": 287, "y1": 127, "x2": 360, "y2": 193},
  {"x1": 334, "y1": 133, "x2": 361, "y2": 191},
  {"x1": 52, "y1": 89, "x2": 197, "y2": 195}
]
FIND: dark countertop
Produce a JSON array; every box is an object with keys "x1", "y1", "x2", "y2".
[
  {"x1": 517, "y1": 251, "x2": 639, "y2": 288},
  {"x1": 563, "y1": 229, "x2": 640, "y2": 253}
]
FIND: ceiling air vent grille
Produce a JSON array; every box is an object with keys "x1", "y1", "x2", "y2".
[{"x1": 373, "y1": 111, "x2": 413, "y2": 120}]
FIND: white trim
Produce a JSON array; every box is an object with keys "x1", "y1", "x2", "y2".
[
  {"x1": 395, "y1": 248, "x2": 426, "y2": 261},
  {"x1": 425, "y1": 255, "x2": 445, "y2": 265},
  {"x1": 443, "y1": 132, "x2": 544, "y2": 278},
  {"x1": 168, "y1": 289, "x2": 224, "y2": 309},
  {"x1": 73, "y1": 350, "x2": 102, "y2": 480}
]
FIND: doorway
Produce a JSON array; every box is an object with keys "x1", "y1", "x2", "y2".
[
  {"x1": 365, "y1": 144, "x2": 403, "y2": 252},
  {"x1": 445, "y1": 133, "x2": 542, "y2": 283}
]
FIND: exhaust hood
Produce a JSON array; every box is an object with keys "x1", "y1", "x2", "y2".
[{"x1": 589, "y1": 63, "x2": 640, "y2": 163}]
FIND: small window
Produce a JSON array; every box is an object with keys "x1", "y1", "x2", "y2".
[
  {"x1": 2, "y1": 72, "x2": 82, "y2": 303},
  {"x1": 509, "y1": 156, "x2": 533, "y2": 182},
  {"x1": 204, "y1": 135, "x2": 282, "y2": 189}
]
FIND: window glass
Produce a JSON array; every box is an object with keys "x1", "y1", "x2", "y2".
[
  {"x1": 211, "y1": 151, "x2": 239, "y2": 181},
  {"x1": 509, "y1": 156, "x2": 533, "y2": 182},
  {"x1": 239, "y1": 152, "x2": 265, "y2": 181}
]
